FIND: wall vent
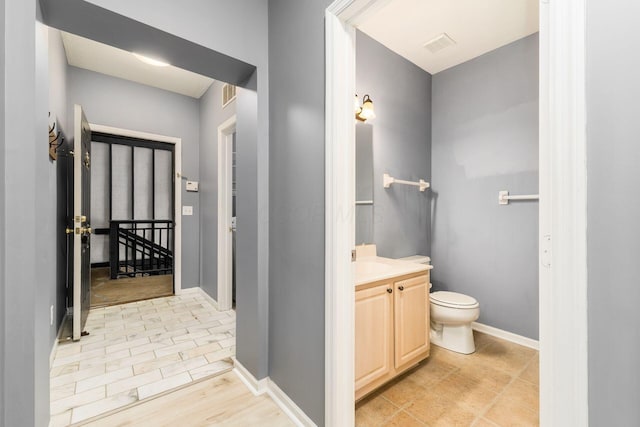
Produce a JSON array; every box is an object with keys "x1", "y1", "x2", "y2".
[
  {"x1": 423, "y1": 33, "x2": 456, "y2": 53},
  {"x1": 222, "y1": 83, "x2": 236, "y2": 108}
]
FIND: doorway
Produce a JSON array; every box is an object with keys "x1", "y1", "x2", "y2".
[
  {"x1": 88, "y1": 130, "x2": 179, "y2": 308},
  {"x1": 217, "y1": 116, "x2": 237, "y2": 311},
  {"x1": 325, "y1": 0, "x2": 589, "y2": 426}
]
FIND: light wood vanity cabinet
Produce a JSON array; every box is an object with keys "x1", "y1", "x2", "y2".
[{"x1": 355, "y1": 271, "x2": 430, "y2": 400}]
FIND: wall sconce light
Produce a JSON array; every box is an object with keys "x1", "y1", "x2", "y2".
[{"x1": 355, "y1": 94, "x2": 376, "y2": 122}]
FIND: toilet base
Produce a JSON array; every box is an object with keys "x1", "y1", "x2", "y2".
[{"x1": 430, "y1": 323, "x2": 476, "y2": 354}]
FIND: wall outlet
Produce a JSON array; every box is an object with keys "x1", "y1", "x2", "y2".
[
  {"x1": 50, "y1": 305, "x2": 54, "y2": 326},
  {"x1": 182, "y1": 205, "x2": 193, "y2": 216}
]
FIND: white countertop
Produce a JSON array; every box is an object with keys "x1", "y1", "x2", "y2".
[{"x1": 355, "y1": 256, "x2": 432, "y2": 287}]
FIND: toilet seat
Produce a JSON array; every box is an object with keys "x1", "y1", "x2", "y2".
[{"x1": 431, "y1": 291, "x2": 479, "y2": 309}]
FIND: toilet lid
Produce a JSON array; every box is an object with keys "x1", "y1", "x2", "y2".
[{"x1": 431, "y1": 291, "x2": 478, "y2": 307}]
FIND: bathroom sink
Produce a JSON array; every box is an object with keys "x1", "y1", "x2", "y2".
[{"x1": 355, "y1": 260, "x2": 394, "y2": 277}]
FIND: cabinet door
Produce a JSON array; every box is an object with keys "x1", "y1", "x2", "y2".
[
  {"x1": 394, "y1": 274, "x2": 430, "y2": 369},
  {"x1": 355, "y1": 282, "x2": 394, "y2": 391}
]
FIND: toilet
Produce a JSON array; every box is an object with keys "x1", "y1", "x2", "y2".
[
  {"x1": 397, "y1": 255, "x2": 480, "y2": 355},
  {"x1": 429, "y1": 291, "x2": 479, "y2": 354}
]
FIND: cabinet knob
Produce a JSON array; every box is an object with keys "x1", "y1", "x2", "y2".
[
  {"x1": 398, "y1": 285, "x2": 405, "y2": 291},
  {"x1": 386, "y1": 288, "x2": 392, "y2": 293}
]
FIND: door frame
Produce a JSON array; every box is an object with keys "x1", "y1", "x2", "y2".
[
  {"x1": 325, "y1": 1, "x2": 588, "y2": 426},
  {"x1": 89, "y1": 123, "x2": 183, "y2": 294},
  {"x1": 217, "y1": 115, "x2": 237, "y2": 311}
]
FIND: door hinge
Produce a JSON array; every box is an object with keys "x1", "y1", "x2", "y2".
[
  {"x1": 74, "y1": 215, "x2": 87, "y2": 223},
  {"x1": 541, "y1": 234, "x2": 551, "y2": 268},
  {"x1": 351, "y1": 249, "x2": 357, "y2": 262}
]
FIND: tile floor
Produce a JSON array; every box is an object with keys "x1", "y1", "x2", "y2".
[
  {"x1": 355, "y1": 331, "x2": 539, "y2": 427},
  {"x1": 49, "y1": 290, "x2": 236, "y2": 426}
]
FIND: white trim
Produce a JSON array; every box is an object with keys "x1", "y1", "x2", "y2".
[
  {"x1": 325, "y1": 0, "x2": 589, "y2": 425},
  {"x1": 266, "y1": 379, "x2": 317, "y2": 427},
  {"x1": 233, "y1": 358, "x2": 268, "y2": 395},
  {"x1": 324, "y1": 6, "x2": 357, "y2": 427},
  {"x1": 232, "y1": 359, "x2": 316, "y2": 427},
  {"x1": 539, "y1": 0, "x2": 589, "y2": 424},
  {"x1": 180, "y1": 287, "x2": 220, "y2": 310},
  {"x1": 472, "y1": 322, "x2": 539, "y2": 351},
  {"x1": 88, "y1": 123, "x2": 183, "y2": 295},
  {"x1": 217, "y1": 115, "x2": 237, "y2": 311},
  {"x1": 49, "y1": 313, "x2": 70, "y2": 368}
]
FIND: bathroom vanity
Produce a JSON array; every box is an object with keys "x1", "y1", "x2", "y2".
[{"x1": 355, "y1": 257, "x2": 432, "y2": 400}]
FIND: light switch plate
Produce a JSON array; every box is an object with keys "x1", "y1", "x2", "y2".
[
  {"x1": 182, "y1": 206, "x2": 193, "y2": 216},
  {"x1": 186, "y1": 181, "x2": 199, "y2": 192}
]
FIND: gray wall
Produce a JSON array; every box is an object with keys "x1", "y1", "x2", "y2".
[
  {"x1": 0, "y1": 0, "x2": 6, "y2": 422},
  {"x1": 199, "y1": 81, "x2": 236, "y2": 300},
  {"x1": 355, "y1": 31, "x2": 432, "y2": 258},
  {"x1": 269, "y1": 0, "x2": 331, "y2": 424},
  {"x1": 586, "y1": 0, "x2": 640, "y2": 423},
  {"x1": 2, "y1": 0, "x2": 47, "y2": 423},
  {"x1": 67, "y1": 66, "x2": 202, "y2": 288},
  {"x1": 431, "y1": 34, "x2": 539, "y2": 340},
  {"x1": 1, "y1": 0, "x2": 275, "y2": 423}
]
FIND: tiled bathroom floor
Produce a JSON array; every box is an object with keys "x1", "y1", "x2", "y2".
[
  {"x1": 356, "y1": 331, "x2": 539, "y2": 427},
  {"x1": 49, "y1": 290, "x2": 236, "y2": 426}
]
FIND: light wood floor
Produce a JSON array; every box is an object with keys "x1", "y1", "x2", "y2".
[
  {"x1": 79, "y1": 371, "x2": 294, "y2": 427},
  {"x1": 356, "y1": 331, "x2": 539, "y2": 426},
  {"x1": 91, "y1": 268, "x2": 173, "y2": 308}
]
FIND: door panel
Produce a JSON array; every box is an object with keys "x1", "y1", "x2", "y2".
[
  {"x1": 355, "y1": 283, "x2": 394, "y2": 391},
  {"x1": 72, "y1": 104, "x2": 92, "y2": 340},
  {"x1": 394, "y1": 275, "x2": 430, "y2": 369}
]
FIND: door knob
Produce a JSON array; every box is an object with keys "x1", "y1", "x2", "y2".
[
  {"x1": 398, "y1": 285, "x2": 405, "y2": 291},
  {"x1": 387, "y1": 288, "x2": 392, "y2": 293}
]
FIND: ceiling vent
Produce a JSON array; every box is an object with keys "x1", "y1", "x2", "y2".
[
  {"x1": 423, "y1": 33, "x2": 456, "y2": 54},
  {"x1": 222, "y1": 83, "x2": 236, "y2": 107}
]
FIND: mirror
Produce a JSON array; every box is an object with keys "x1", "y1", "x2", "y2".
[{"x1": 355, "y1": 122, "x2": 373, "y2": 244}]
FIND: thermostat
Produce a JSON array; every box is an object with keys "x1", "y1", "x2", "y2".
[{"x1": 186, "y1": 181, "x2": 199, "y2": 192}]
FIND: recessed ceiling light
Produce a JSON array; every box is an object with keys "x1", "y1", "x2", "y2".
[{"x1": 132, "y1": 52, "x2": 170, "y2": 67}]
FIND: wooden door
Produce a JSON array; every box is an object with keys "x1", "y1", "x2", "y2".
[
  {"x1": 355, "y1": 282, "x2": 394, "y2": 392},
  {"x1": 72, "y1": 104, "x2": 92, "y2": 340},
  {"x1": 394, "y1": 274, "x2": 430, "y2": 369}
]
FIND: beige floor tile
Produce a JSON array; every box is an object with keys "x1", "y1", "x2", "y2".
[
  {"x1": 105, "y1": 350, "x2": 156, "y2": 372},
  {"x1": 501, "y1": 378, "x2": 539, "y2": 413},
  {"x1": 484, "y1": 394, "x2": 539, "y2": 427},
  {"x1": 474, "y1": 341, "x2": 536, "y2": 376},
  {"x1": 50, "y1": 362, "x2": 80, "y2": 378},
  {"x1": 410, "y1": 357, "x2": 458, "y2": 387},
  {"x1": 472, "y1": 418, "x2": 500, "y2": 427},
  {"x1": 519, "y1": 354, "x2": 539, "y2": 385},
  {"x1": 179, "y1": 341, "x2": 222, "y2": 360},
  {"x1": 430, "y1": 372, "x2": 498, "y2": 414},
  {"x1": 50, "y1": 382, "x2": 77, "y2": 402},
  {"x1": 405, "y1": 390, "x2": 474, "y2": 426},
  {"x1": 355, "y1": 394, "x2": 401, "y2": 425},
  {"x1": 385, "y1": 410, "x2": 425, "y2": 426},
  {"x1": 456, "y1": 361, "x2": 514, "y2": 394},
  {"x1": 381, "y1": 376, "x2": 428, "y2": 408}
]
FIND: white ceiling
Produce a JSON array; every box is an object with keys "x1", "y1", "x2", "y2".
[
  {"x1": 60, "y1": 32, "x2": 214, "y2": 99},
  {"x1": 357, "y1": 0, "x2": 539, "y2": 74}
]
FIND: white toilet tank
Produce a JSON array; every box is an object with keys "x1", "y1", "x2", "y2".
[{"x1": 397, "y1": 255, "x2": 431, "y2": 265}]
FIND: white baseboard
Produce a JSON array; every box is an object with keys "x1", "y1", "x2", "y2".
[
  {"x1": 233, "y1": 359, "x2": 316, "y2": 427},
  {"x1": 266, "y1": 378, "x2": 317, "y2": 427},
  {"x1": 472, "y1": 322, "x2": 539, "y2": 350},
  {"x1": 50, "y1": 313, "x2": 70, "y2": 368},
  {"x1": 181, "y1": 287, "x2": 220, "y2": 310},
  {"x1": 233, "y1": 358, "x2": 268, "y2": 395}
]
